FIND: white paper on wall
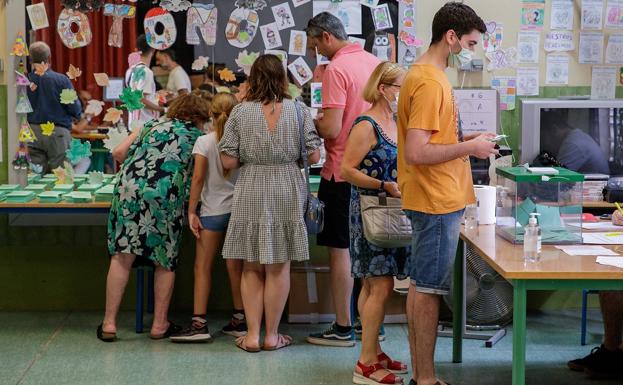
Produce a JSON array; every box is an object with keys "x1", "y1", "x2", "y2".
[
  {"x1": 517, "y1": 67, "x2": 540, "y2": 96},
  {"x1": 546, "y1": 54, "x2": 570, "y2": 85},
  {"x1": 606, "y1": 34, "x2": 623, "y2": 63},
  {"x1": 582, "y1": 0, "x2": 604, "y2": 30},
  {"x1": 517, "y1": 31, "x2": 540, "y2": 64},
  {"x1": 591, "y1": 66, "x2": 617, "y2": 99},
  {"x1": 579, "y1": 31, "x2": 604, "y2": 64},
  {"x1": 485, "y1": 47, "x2": 518, "y2": 71},
  {"x1": 272, "y1": 2, "x2": 296, "y2": 30},
  {"x1": 313, "y1": 0, "x2": 362, "y2": 35},
  {"x1": 186, "y1": 4, "x2": 218, "y2": 46},
  {"x1": 551, "y1": 0, "x2": 574, "y2": 30},
  {"x1": 26, "y1": 3, "x2": 49, "y2": 30},
  {"x1": 544, "y1": 31, "x2": 575, "y2": 52},
  {"x1": 260, "y1": 22, "x2": 283, "y2": 50},
  {"x1": 289, "y1": 30, "x2": 307, "y2": 56},
  {"x1": 605, "y1": 0, "x2": 623, "y2": 28}
]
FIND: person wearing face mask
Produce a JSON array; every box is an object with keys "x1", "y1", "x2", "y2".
[
  {"x1": 397, "y1": 3, "x2": 497, "y2": 385},
  {"x1": 156, "y1": 49, "x2": 192, "y2": 99},
  {"x1": 341, "y1": 62, "x2": 410, "y2": 385}
]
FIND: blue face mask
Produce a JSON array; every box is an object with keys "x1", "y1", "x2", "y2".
[{"x1": 448, "y1": 42, "x2": 473, "y2": 68}]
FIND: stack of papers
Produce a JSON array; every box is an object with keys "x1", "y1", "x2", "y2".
[
  {"x1": 556, "y1": 245, "x2": 619, "y2": 256},
  {"x1": 94, "y1": 184, "x2": 114, "y2": 202},
  {"x1": 38, "y1": 177, "x2": 57, "y2": 189},
  {"x1": 24, "y1": 184, "x2": 47, "y2": 194},
  {"x1": 5, "y1": 190, "x2": 36, "y2": 203},
  {"x1": 568, "y1": 222, "x2": 623, "y2": 231},
  {"x1": 527, "y1": 167, "x2": 559, "y2": 175},
  {"x1": 77, "y1": 183, "x2": 103, "y2": 193},
  {"x1": 38, "y1": 191, "x2": 64, "y2": 203},
  {"x1": 596, "y1": 256, "x2": 623, "y2": 269},
  {"x1": 27, "y1": 174, "x2": 41, "y2": 184},
  {"x1": 0, "y1": 184, "x2": 20, "y2": 192},
  {"x1": 583, "y1": 233, "x2": 623, "y2": 245},
  {"x1": 73, "y1": 176, "x2": 88, "y2": 187},
  {"x1": 52, "y1": 184, "x2": 75, "y2": 193},
  {"x1": 63, "y1": 191, "x2": 93, "y2": 203}
]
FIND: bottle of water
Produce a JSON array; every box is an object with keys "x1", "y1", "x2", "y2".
[{"x1": 524, "y1": 213, "x2": 541, "y2": 262}]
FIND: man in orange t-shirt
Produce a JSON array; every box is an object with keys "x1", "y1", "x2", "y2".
[{"x1": 396, "y1": 3, "x2": 497, "y2": 385}]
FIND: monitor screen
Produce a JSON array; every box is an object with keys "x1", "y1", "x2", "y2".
[
  {"x1": 538, "y1": 108, "x2": 623, "y2": 175},
  {"x1": 103, "y1": 78, "x2": 124, "y2": 101}
]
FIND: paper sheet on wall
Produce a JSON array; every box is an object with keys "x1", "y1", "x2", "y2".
[
  {"x1": 26, "y1": 3, "x2": 49, "y2": 30},
  {"x1": 272, "y1": 2, "x2": 296, "y2": 30},
  {"x1": 551, "y1": 0, "x2": 574, "y2": 30},
  {"x1": 310, "y1": 82, "x2": 322, "y2": 108},
  {"x1": 546, "y1": 54, "x2": 570, "y2": 85},
  {"x1": 606, "y1": 34, "x2": 623, "y2": 63},
  {"x1": 517, "y1": 67, "x2": 539, "y2": 96},
  {"x1": 289, "y1": 30, "x2": 307, "y2": 56},
  {"x1": 260, "y1": 23, "x2": 282, "y2": 50},
  {"x1": 605, "y1": 0, "x2": 623, "y2": 28},
  {"x1": 582, "y1": 0, "x2": 604, "y2": 30},
  {"x1": 520, "y1": 0, "x2": 546, "y2": 31},
  {"x1": 485, "y1": 47, "x2": 518, "y2": 71},
  {"x1": 313, "y1": 0, "x2": 361, "y2": 35},
  {"x1": 591, "y1": 66, "x2": 617, "y2": 99},
  {"x1": 398, "y1": 0, "x2": 418, "y2": 66},
  {"x1": 292, "y1": 0, "x2": 311, "y2": 7},
  {"x1": 579, "y1": 32, "x2": 604, "y2": 64},
  {"x1": 483, "y1": 21, "x2": 503, "y2": 54},
  {"x1": 517, "y1": 31, "x2": 540, "y2": 63},
  {"x1": 453, "y1": 89, "x2": 498, "y2": 135},
  {"x1": 372, "y1": 3, "x2": 393, "y2": 31},
  {"x1": 544, "y1": 31, "x2": 575, "y2": 52},
  {"x1": 491, "y1": 76, "x2": 516, "y2": 111}
]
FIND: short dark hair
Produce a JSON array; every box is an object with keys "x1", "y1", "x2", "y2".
[
  {"x1": 136, "y1": 34, "x2": 154, "y2": 56},
  {"x1": 305, "y1": 12, "x2": 348, "y2": 40},
  {"x1": 157, "y1": 48, "x2": 176, "y2": 62},
  {"x1": 430, "y1": 2, "x2": 486, "y2": 45}
]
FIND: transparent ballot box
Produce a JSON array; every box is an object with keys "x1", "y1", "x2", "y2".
[{"x1": 495, "y1": 167, "x2": 584, "y2": 244}]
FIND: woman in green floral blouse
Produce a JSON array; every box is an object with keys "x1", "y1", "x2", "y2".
[{"x1": 98, "y1": 93, "x2": 208, "y2": 341}]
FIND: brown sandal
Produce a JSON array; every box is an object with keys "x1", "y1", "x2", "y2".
[
  {"x1": 236, "y1": 336, "x2": 261, "y2": 353},
  {"x1": 262, "y1": 334, "x2": 293, "y2": 351}
]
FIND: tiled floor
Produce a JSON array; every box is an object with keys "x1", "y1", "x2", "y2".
[{"x1": 0, "y1": 310, "x2": 620, "y2": 385}]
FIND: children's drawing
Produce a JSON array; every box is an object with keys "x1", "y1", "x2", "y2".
[
  {"x1": 186, "y1": 4, "x2": 218, "y2": 46},
  {"x1": 225, "y1": 1, "x2": 266, "y2": 48},
  {"x1": 57, "y1": 8, "x2": 92, "y2": 49},
  {"x1": 272, "y1": 2, "x2": 295, "y2": 30},
  {"x1": 260, "y1": 23, "x2": 282, "y2": 50},
  {"x1": 144, "y1": 7, "x2": 177, "y2": 50},
  {"x1": 289, "y1": 30, "x2": 307, "y2": 56}
]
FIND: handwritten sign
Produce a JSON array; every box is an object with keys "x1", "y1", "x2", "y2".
[
  {"x1": 454, "y1": 89, "x2": 499, "y2": 135},
  {"x1": 544, "y1": 31, "x2": 574, "y2": 52}
]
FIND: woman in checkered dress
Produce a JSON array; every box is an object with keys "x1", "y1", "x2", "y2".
[{"x1": 219, "y1": 55, "x2": 321, "y2": 352}]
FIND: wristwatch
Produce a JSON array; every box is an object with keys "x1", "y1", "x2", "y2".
[{"x1": 379, "y1": 181, "x2": 385, "y2": 191}]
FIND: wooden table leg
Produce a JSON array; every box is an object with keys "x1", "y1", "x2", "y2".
[
  {"x1": 512, "y1": 280, "x2": 527, "y2": 385},
  {"x1": 452, "y1": 239, "x2": 464, "y2": 363}
]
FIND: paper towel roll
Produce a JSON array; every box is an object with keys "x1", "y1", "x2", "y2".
[{"x1": 474, "y1": 185, "x2": 497, "y2": 225}]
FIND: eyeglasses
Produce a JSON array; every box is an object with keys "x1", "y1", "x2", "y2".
[{"x1": 382, "y1": 83, "x2": 401, "y2": 88}]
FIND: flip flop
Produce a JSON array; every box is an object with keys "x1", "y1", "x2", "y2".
[
  {"x1": 96, "y1": 323, "x2": 117, "y2": 342},
  {"x1": 149, "y1": 321, "x2": 182, "y2": 340},
  {"x1": 236, "y1": 336, "x2": 261, "y2": 353},
  {"x1": 262, "y1": 334, "x2": 294, "y2": 351}
]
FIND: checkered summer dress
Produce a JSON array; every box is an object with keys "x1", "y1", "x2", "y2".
[{"x1": 218, "y1": 100, "x2": 321, "y2": 264}]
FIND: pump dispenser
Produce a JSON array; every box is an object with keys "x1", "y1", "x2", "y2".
[{"x1": 524, "y1": 213, "x2": 542, "y2": 262}]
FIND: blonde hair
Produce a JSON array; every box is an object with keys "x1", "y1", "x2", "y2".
[
  {"x1": 211, "y1": 92, "x2": 238, "y2": 177},
  {"x1": 362, "y1": 62, "x2": 404, "y2": 103}
]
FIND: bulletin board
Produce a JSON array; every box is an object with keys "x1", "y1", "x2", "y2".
[{"x1": 415, "y1": 0, "x2": 622, "y2": 89}]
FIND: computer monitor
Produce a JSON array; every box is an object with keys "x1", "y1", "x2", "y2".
[{"x1": 102, "y1": 77, "x2": 124, "y2": 102}]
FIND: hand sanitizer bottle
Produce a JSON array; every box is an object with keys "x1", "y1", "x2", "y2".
[{"x1": 524, "y1": 213, "x2": 541, "y2": 262}]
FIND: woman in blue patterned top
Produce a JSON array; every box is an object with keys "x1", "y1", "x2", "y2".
[{"x1": 341, "y1": 62, "x2": 409, "y2": 385}]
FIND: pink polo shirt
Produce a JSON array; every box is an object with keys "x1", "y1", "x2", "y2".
[{"x1": 321, "y1": 44, "x2": 380, "y2": 182}]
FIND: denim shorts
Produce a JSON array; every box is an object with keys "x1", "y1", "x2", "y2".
[
  {"x1": 200, "y1": 213, "x2": 231, "y2": 232},
  {"x1": 405, "y1": 209, "x2": 464, "y2": 295}
]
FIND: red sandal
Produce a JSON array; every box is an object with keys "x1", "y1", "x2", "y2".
[
  {"x1": 353, "y1": 361, "x2": 404, "y2": 385},
  {"x1": 378, "y1": 352, "x2": 408, "y2": 374}
]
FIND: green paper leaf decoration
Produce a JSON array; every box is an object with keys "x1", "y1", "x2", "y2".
[
  {"x1": 119, "y1": 87, "x2": 145, "y2": 112},
  {"x1": 65, "y1": 139, "x2": 92, "y2": 165},
  {"x1": 59, "y1": 89, "x2": 78, "y2": 104}
]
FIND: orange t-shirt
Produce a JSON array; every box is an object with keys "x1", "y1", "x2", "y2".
[{"x1": 397, "y1": 64, "x2": 475, "y2": 214}]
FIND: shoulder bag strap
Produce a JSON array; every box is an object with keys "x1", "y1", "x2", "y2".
[{"x1": 294, "y1": 101, "x2": 311, "y2": 195}]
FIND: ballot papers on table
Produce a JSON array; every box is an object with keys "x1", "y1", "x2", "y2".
[
  {"x1": 582, "y1": 232, "x2": 623, "y2": 245},
  {"x1": 556, "y1": 245, "x2": 619, "y2": 255}
]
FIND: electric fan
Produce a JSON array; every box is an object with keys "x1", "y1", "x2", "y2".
[{"x1": 444, "y1": 244, "x2": 513, "y2": 326}]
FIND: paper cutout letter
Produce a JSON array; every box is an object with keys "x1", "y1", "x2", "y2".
[
  {"x1": 144, "y1": 7, "x2": 177, "y2": 50},
  {"x1": 186, "y1": 4, "x2": 218, "y2": 46},
  {"x1": 57, "y1": 8, "x2": 92, "y2": 49},
  {"x1": 103, "y1": 3, "x2": 136, "y2": 48}
]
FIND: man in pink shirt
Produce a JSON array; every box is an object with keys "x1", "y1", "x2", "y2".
[{"x1": 305, "y1": 12, "x2": 380, "y2": 347}]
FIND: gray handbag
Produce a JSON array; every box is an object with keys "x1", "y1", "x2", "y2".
[
  {"x1": 360, "y1": 191, "x2": 412, "y2": 248},
  {"x1": 295, "y1": 102, "x2": 325, "y2": 234}
]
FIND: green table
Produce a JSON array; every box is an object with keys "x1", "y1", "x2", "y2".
[{"x1": 452, "y1": 224, "x2": 623, "y2": 385}]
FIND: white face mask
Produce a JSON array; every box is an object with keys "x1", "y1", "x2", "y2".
[
  {"x1": 383, "y1": 91, "x2": 399, "y2": 118},
  {"x1": 448, "y1": 41, "x2": 473, "y2": 68}
]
